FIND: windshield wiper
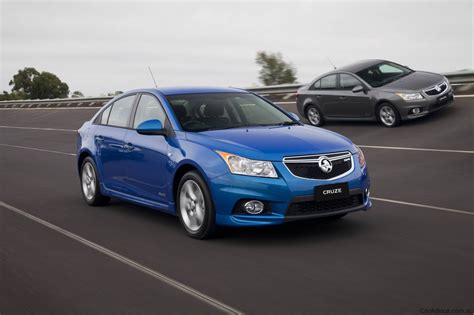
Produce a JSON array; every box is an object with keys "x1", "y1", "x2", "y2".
[{"x1": 277, "y1": 121, "x2": 300, "y2": 126}]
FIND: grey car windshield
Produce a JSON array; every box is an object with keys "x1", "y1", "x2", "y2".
[
  {"x1": 166, "y1": 93, "x2": 296, "y2": 132},
  {"x1": 356, "y1": 62, "x2": 413, "y2": 87}
]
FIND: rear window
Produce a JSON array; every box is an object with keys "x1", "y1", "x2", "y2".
[
  {"x1": 320, "y1": 75, "x2": 337, "y2": 90},
  {"x1": 107, "y1": 95, "x2": 136, "y2": 128}
]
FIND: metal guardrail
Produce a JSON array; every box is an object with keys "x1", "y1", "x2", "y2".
[{"x1": 0, "y1": 71, "x2": 472, "y2": 109}]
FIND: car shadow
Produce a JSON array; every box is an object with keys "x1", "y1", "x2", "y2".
[
  {"x1": 302, "y1": 104, "x2": 456, "y2": 129},
  {"x1": 101, "y1": 198, "x2": 373, "y2": 245}
]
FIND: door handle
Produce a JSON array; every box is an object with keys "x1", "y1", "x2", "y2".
[
  {"x1": 339, "y1": 96, "x2": 346, "y2": 100},
  {"x1": 95, "y1": 135, "x2": 104, "y2": 142}
]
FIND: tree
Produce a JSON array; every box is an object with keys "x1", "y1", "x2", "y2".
[
  {"x1": 30, "y1": 72, "x2": 69, "y2": 99},
  {"x1": 6, "y1": 67, "x2": 69, "y2": 99},
  {"x1": 9, "y1": 67, "x2": 40, "y2": 95},
  {"x1": 71, "y1": 91, "x2": 84, "y2": 98},
  {"x1": 255, "y1": 51, "x2": 297, "y2": 86}
]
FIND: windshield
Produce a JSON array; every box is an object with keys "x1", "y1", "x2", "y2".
[
  {"x1": 356, "y1": 62, "x2": 413, "y2": 87},
  {"x1": 166, "y1": 93, "x2": 296, "y2": 132}
]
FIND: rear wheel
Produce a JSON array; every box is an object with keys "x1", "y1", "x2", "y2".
[
  {"x1": 177, "y1": 171, "x2": 216, "y2": 239},
  {"x1": 80, "y1": 157, "x2": 110, "y2": 206},
  {"x1": 305, "y1": 105, "x2": 324, "y2": 126},
  {"x1": 377, "y1": 103, "x2": 401, "y2": 127}
]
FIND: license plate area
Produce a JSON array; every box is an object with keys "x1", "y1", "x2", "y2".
[{"x1": 315, "y1": 183, "x2": 349, "y2": 201}]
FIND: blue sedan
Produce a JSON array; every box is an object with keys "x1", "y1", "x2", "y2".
[{"x1": 77, "y1": 87, "x2": 371, "y2": 238}]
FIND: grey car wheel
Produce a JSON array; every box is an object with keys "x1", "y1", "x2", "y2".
[
  {"x1": 378, "y1": 103, "x2": 400, "y2": 127},
  {"x1": 306, "y1": 105, "x2": 324, "y2": 126}
]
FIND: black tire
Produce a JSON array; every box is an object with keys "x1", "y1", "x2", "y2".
[
  {"x1": 176, "y1": 171, "x2": 216, "y2": 239},
  {"x1": 377, "y1": 103, "x2": 401, "y2": 127},
  {"x1": 305, "y1": 105, "x2": 325, "y2": 127},
  {"x1": 80, "y1": 157, "x2": 110, "y2": 206}
]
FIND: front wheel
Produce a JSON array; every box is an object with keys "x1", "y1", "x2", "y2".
[
  {"x1": 377, "y1": 103, "x2": 401, "y2": 127},
  {"x1": 305, "y1": 105, "x2": 324, "y2": 126},
  {"x1": 177, "y1": 171, "x2": 216, "y2": 239}
]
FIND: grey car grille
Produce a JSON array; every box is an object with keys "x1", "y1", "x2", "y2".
[
  {"x1": 283, "y1": 151, "x2": 353, "y2": 180},
  {"x1": 424, "y1": 81, "x2": 448, "y2": 96}
]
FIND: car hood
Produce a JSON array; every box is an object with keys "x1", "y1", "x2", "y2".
[
  {"x1": 185, "y1": 125, "x2": 355, "y2": 161},
  {"x1": 382, "y1": 71, "x2": 444, "y2": 92}
]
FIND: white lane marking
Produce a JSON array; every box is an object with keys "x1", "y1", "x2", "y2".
[
  {"x1": 0, "y1": 144, "x2": 76, "y2": 156},
  {"x1": 0, "y1": 125, "x2": 77, "y2": 132},
  {"x1": 0, "y1": 107, "x2": 101, "y2": 111},
  {"x1": 358, "y1": 145, "x2": 474, "y2": 154},
  {"x1": 0, "y1": 201, "x2": 243, "y2": 315},
  {"x1": 371, "y1": 197, "x2": 473, "y2": 216},
  {"x1": 454, "y1": 94, "x2": 474, "y2": 98}
]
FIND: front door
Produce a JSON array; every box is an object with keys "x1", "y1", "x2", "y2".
[
  {"x1": 123, "y1": 94, "x2": 170, "y2": 205},
  {"x1": 336, "y1": 74, "x2": 372, "y2": 118}
]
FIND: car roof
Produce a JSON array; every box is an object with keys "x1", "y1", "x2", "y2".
[
  {"x1": 129, "y1": 86, "x2": 247, "y2": 96},
  {"x1": 336, "y1": 59, "x2": 386, "y2": 73}
]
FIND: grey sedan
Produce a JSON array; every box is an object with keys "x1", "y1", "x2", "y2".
[{"x1": 296, "y1": 60, "x2": 454, "y2": 127}]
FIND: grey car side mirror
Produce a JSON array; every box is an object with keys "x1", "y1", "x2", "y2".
[{"x1": 352, "y1": 85, "x2": 364, "y2": 93}]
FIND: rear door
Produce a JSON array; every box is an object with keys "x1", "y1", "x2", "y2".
[
  {"x1": 314, "y1": 74, "x2": 341, "y2": 117},
  {"x1": 122, "y1": 93, "x2": 170, "y2": 204},
  {"x1": 336, "y1": 74, "x2": 372, "y2": 118},
  {"x1": 94, "y1": 94, "x2": 137, "y2": 193}
]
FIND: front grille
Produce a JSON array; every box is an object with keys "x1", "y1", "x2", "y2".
[
  {"x1": 284, "y1": 151, "x2": 353, "y2": 180},
  {"x1": 424, "y1": 81, "x2": 447, "y2": 96},
  {"x1": 287, "y1": 194, "x2": 363, "y2": 216}
]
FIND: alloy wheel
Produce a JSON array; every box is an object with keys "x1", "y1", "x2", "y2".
[
  {"x1": 179, "y1": 180, "x2": 206, "y2": 231},
  {"x1": 82, "y1": 162, "x2": 96, "y2": 200},
  {"x1": 307, "y1": 107, "x2": 321, "y2": 125}
]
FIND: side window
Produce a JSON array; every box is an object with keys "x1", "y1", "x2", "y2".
[
  {"x1": 107, "y1": 95, "x2": 136, "y2": 128},
  {"x1": 320, "y1": 75, "x2": 337, "y2": 90},
  {"x1": 100, "y1": 105, "x2": 112, "y2": 124},
  {"x1": 133, "y1": 94, "x2": 167, "y2": 128},
  {"x1": 340, "y1": 74, "x2": 361, "y2": 90},
  {"x1": 312, "y1": 80, "x2": 321, "y2": 90}
]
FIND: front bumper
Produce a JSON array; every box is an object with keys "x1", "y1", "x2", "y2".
[
  {"x1": 209, "y1": 156, "x2": 371, "y2": 227},
  {"x1": 399, "y1": 89, "x2": 454, "y2": 120}
]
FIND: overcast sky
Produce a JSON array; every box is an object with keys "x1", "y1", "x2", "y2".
[{"x1": 1, "y1": 0, "x2": 472, "y2": 96}]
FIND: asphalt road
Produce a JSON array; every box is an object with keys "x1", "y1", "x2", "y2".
[{"x1": 1, "y1": 97, "x2": 473, "y2": 314}]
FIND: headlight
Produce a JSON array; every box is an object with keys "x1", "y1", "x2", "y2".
[
  {"x1": 444, "y1": 78, "x2": 451, "y2": 89},
  {"x1": 353, "y1": 145, "x2": 366, "y2": 168},
  {"x1": 395, "y1": 92, "x2": 423, "y2": 101},
  {"x1": 216, "y1": 151, "x2": 277, "y2": 178}
]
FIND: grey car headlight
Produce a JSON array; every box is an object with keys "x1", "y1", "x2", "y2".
[
  {"x1": 395, "y1": 92, "x2": 424, "y2": 101},
  {"x1": 217, "y1": 151, "x2": 277, "y2": 178}
]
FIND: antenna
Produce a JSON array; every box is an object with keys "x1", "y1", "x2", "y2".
[
  {"x1": 148, "y1": 66, "x2": 158, "y2": 88},
  {"x1": 326, "y1": 57, "x2": 336, "y2": 70}
]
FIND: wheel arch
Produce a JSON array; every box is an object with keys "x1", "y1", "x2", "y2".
[
  {"x1": 172, "y1": 162, "x2": 211, "y2": 206},
  {"x1": 375, "y1": 99, "x2": 397, "y2": 117}
]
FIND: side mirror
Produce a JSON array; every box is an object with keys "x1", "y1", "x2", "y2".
[
  {"x1": 288, "y1": 112, "x2": 301, "y2": 121},
  {"x1": 136, "y1": 119, "x2": 167, "y2": 136},
  {"x1": 352, "y1": 85, "x2": 364, "y2": 93}
]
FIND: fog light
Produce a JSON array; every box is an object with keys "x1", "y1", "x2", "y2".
[
  {"x1": 411, "y1": 107, "x2": 421, "y2": 114},
  {"x1": 365, "y1": 188, "x2": 370, "y2": 198},
  {"x1": 244, "y1": 200, "x2": 264, "y2": 215}
]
